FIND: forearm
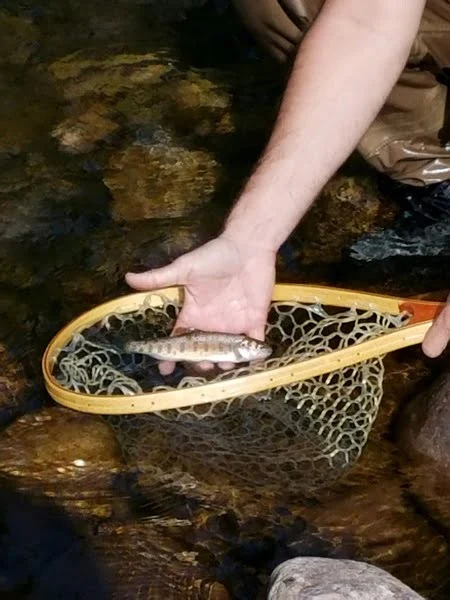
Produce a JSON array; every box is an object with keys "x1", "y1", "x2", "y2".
[{"x1": 224, "y1": 0, "x2": 426, "y2": 252}]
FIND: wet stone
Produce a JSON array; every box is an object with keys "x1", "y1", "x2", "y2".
[
  {"x1": 268, "y1": 557, "x2": 426, "y2": 599},
  {"x1": 104, "y1": 139, "x2": 220, "y2": 221},
  {"x1": 90, "y1": 520, "x2": 226, "y2": 600},
  {"x1": 47, "y1": 48, "x2": 177, "y2": 102},
  {"x1": 47, "y1": 46, "x2": 232, "y2": 141},
  {"x1": 0, "y1": 406, "x2": 125, "y2": 518},
  {"x1": 303, "y1": 477, "x2": 450, "y2": 598},
  {"x1": 397, "y1": 368, "x2": 450, "y2": 531},
  {"x1": 0, "y1": 344, "x2": 33, "y2": 427},
  {"x1": 397, "y1": 368, "x2": 450, "y2": 467},
  {"x1": 0, "y1": 406, "x2": 122, "y2": 467},
  {"x1": 121, "y1": 70, "x2": 232, "y2": 137},
  {"x1": 293, "y1": 174, "x2": 393, "y2": 265},
  {"x1": 371, "y1": 349, "x2": 434, "y2": 440},
  {"x1": 51, "y1": 103, "x2": 120, "y2": 154}
]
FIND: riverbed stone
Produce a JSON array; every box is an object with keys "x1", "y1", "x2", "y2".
[
  {"x1": 104, "y1": 138, "x2": 220, "y2": 221},
  {"x1": 268, "y1": 557, "x2": 425, "y2": 599}
]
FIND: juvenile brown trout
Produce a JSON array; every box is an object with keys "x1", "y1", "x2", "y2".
[{"x1": 124, "y1": 330, "x2": 272, "y2": 363}]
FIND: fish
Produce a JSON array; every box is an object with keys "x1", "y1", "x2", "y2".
[{"x1": 123, "y1": 329, "x2": 272, "y2": 363}]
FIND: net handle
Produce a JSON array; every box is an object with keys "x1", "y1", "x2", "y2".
[{"x1": 42, "y1": 284, "x2": 445, "y2": 415}]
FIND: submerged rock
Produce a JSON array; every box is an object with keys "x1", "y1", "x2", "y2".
[
  {"x1": 91, "y1": 520, "x2": 228, "y2": 600},
  {"x1": 104, "y1": 137, "x2": 220, "y2": 221},
  {"x1": 48, "y1": 47, "x2": 231, "y2": 127},
  {"x1": 90, "y1": 215, "x2": 219, "y2": 284},
  {"x1": 0, "y1": 12, "x2": 39, "y2": 66},
  {"x1": 0, "y1": 69, "x2": 61, "y2": 156},
  {"x1": 397, "y1": 368, "x2": 450, "y2": 531},
  {"x1": 48, "y1": 47, "x2": 183, "y2": 102},
  {"x1": 0, "y1": 153, "x2": 112, "y2": 288},
  {"x1": 268, "y1": 557, "x2": 425, "y2": 599},
  {"x1": 349, "y1": 180, "x2": 450, "y2": 261},
  {"x1": 350, "y1": 221, "x2": 450, "y2": 261},
  {"x1": 0, "y1": 406, "x2": 122, "y2": 470},
  {"x1": 51, "y1": 103, "x2": 120, "y2": 154},
  {"x1": 397, "y1": 368, "x2": 450, "y2": 467},
  {"x1": 0, "y1": 406, "x2": 124, "y2": 518},
  {"x1": 0, "y1": 344, "x2": 33, "y2": 427},
  {"x1": 291, "y1": 174, "x2": 393, "y2": 266},
  {"x1": 305, "y1": 477, "x2": 450, "y2": 598}
]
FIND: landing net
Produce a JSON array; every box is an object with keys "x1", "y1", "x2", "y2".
[{"x1": 52, "y1": 293, "x2": 409, "y2": 493}]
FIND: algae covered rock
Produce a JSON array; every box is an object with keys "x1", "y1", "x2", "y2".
[
  {"x1": 294, "y1": 174, "x2": 390, "y2": 265},
  {"x1": 47, "y1": 46, "x2": 232, "y2": 139},
  {"x1": 104, "y1": 134, "x2": 220, "y2": 221},
  {"x1": 51, "y1": 103, "x2": 120, "y2": 154},
  {"x1": 48, "y1": 48, "x2": 174, "y2": 101}
]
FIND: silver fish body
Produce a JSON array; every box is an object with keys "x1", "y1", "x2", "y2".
[{"x1": 124, "y1": 330, "x2": 272, "y2": 363}]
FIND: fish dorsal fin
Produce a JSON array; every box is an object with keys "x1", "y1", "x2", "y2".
[{"x1": 171, "y1": 327, "x2": 199, "y2": 336}]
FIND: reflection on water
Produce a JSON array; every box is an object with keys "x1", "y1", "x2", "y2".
[{"x1": 1, "y1": 1, "x2": 450, "y2": 598}]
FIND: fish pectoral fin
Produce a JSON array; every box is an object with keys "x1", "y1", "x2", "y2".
[{"x1": 234, "y1": 348, "x2": 248, "y2": 362}]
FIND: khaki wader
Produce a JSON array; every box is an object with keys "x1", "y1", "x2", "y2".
[{"x1": 232, "y1": 0, "x2": 450, "y2": 186}]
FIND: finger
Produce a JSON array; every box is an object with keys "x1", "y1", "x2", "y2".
[
  {"x1": 248, "y1": 323, "x2": 266, "y2": 341},
  {"x1": 193, "y1": 360, "x2": 215, "y2": 373},
  {"x1": 422, "y1": 305, "x2": 450, "y2": 358},
  {"x1": 182, "y1": 360, "x2": 216, "y2": 375},
  {"x1": 125, "y1": 262, "x2": 182, "y2": 291},
  {"x1": 158, "y1": 360, "x2": 176, "y2": 376},
  {"x1": 218, "y1": 361, "x2": 235, "y2": 371}
]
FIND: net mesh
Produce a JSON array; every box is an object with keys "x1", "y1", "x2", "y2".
[{"x1": 52, "y1": 293, "x2": 409, "y2": 494}]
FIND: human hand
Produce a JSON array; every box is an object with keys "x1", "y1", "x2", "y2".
[
  {"x1": 125, "y1": 234, "x2": 276, "y2": 375},
  {"x1": 422, "y1": 297, "x2": 450, "y2": 358}
]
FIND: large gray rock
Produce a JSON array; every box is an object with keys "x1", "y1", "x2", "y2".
[
  {"x1": 397, "y1": 368, "x2": 450, "y2": 467},
  {"x1": 268, "y1": 557, "x2": 425, "y2": 599},
  {"x1": 396, "y1": 368, "x2": 450, "y2": 532}
]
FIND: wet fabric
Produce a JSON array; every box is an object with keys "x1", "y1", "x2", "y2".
[{"x1": 232, "y1": 0, "x2": 450, "y2": 186}]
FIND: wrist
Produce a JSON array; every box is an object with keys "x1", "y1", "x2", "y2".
[
  {"x1": 224, "y1": 175, "x2": 309, "y2": 250},
  {"x1": 222, "y1": 199, "x2": 282, "y2": 256}
]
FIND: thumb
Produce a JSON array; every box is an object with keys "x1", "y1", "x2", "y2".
[
  {"x1": 125, "y1": 260, "x2": 183, "y2": 291},
  {"x1": 422, "y1": 304, "x2": 450, "y2": 358}
]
